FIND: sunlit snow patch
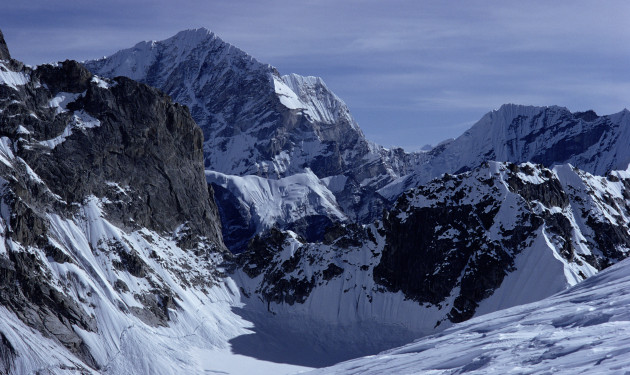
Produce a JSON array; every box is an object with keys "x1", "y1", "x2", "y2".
[
  {"x1": 273, "y1": 75, "x2": 306, "y2": 111},
  {"x1": 48, "y1": 92, "x2": 83, "y2": 114},
  {"x1": 0, "y1": 62, "x2": 29, "y2": 90},
  {"x1": 91, "y1": 75, "x2": 110, "y2": 89},
  {"x1": 39, "y1": 110, "x2": 101, "y2": 149}
]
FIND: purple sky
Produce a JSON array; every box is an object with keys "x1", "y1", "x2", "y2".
[{"x1": 4, "y1": 1, "x2": 630, "y2": 150}]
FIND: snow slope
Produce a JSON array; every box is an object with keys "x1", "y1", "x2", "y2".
[
  {"x1": 306, "y1": 255, "x2": 630, "y2": 375},
  {"x1": 0, "y1": 61, "x2": 29, "y2": 90},
  {"x1": 0, "y1": 196, "x2": 309, "y2": 375},
  {"x1": 207, "y1": 169, "x2": 347, "y2": 251}
]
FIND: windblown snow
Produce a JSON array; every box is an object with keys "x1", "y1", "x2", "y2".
[{"x1": 0, "y1": 192, "x2": 311, "y2": 374}]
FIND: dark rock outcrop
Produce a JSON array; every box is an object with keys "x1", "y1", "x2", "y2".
[
  {"x1": 237, "y1": 229, "x2": 315, "y2": 307},
  {"x1": 0, "y1": 32, "x2": 228, "y2": 368},
  {"x1": 374, "y1": 162, "x2": 630, "y2": 323},
  {"x1": 9, "y1": 60, "x2": 224, "y2": 249},
  {"x1": 0, "y1": 30, "x2": 10, "y2": 61}
]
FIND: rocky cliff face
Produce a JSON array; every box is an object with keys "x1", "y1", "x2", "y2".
[
  {"x1": 234, "y1": 161, "x2": 630, "y2": 333},
  {"x1": 0, "y1": 36, "x2": 233, "y2": 373},
  {"x1": 0, "y1": 31, "x2": 10, "y2": 61},
  {"x1": 21, "y1": 61, "x2": 223, "y2": 248}
]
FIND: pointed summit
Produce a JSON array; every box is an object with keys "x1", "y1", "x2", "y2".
[
  {"x1": 0, "y1": 29, "x2": 11, "y2": 61},
  {"x1": 172, "y1": 27, "x2": 215, "y2": 41},
  {"x1": 85, "y1": 28, "x2": 386, "y2": 181}
]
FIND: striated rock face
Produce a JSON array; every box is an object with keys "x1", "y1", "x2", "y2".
[
  {"x1": 0, "y1": 37, "x2": 229, "y2": 372},
  {"x1": 235, "y1": 161, "x2": 630, "y2": 332},
  {"x1": 5, "y1": 60, "x2": 224, "y2": 249}
]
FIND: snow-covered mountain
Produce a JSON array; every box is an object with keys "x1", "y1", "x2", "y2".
[
  {"x1": 85, "y1": 28, "x2": 420, "y2": 250},
  {"x1": 86, "y1": 28, "x2": 411, "y2": 181},
  {"x1": 0, "y1": 29, "x2": 412, "y2": 374},
  {"x1": 0, "y1": 34, "x2": 310, "y2": 374},
  {"x1": 86, "y1": 30, "x2": 630, "y2": 257},
  {"x1": 233, "y1": 161, "x2": 630, "y2": 338},
  {"x1": 307, "y1": 253, "x2": 630, "y2": 374},
  {"x1": 5, "y1": 26, "x2": 630, "y2": 375},
  {"x1": 381, "y1": 104, "x2": 630, "y2": 199}
]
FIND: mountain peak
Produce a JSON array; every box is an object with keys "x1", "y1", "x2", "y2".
[
  {"x1": 170, "y1": 27, "x2": 217, "y2": 45},
  {"x1": 0, "y1": 29, "x2": 11, "y2": 60},
  {"x1": 178, "y1": 27, "x2": 213, "y2": 35},
  {"x1": 129, "y1": 28, "x2": 219, "y2": 52}
]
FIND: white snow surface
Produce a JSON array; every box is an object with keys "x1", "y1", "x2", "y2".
[
  {"x1": 39, "y1": 110, "x2": 101, "y2": 148},
  {"x1": 273, "y1": 75, "x2": 304, "y2": 111},
  {"x1": 0, "y1": 136, "x2": 15, "y2": 166},
  {"x1": 47, "y1": 91, "x2": 83, "y2": 114},
  {"x1": 206, "y1": 169, "x2": 347, "y2": 232},
  {"x1": 0, "y1": 62, "x2": 29, "y2": 90},
  {"x1": 280, "y1": 73, "x2": 360, "y2": 129},
  {"x1": 0, "y1": 305, "x2": 95, "y2": 374},
  {"x1": 91, "y1": 75, "x2": 110, "y2": 88},
  {"x1": 306, "y1": 256, "x2": 630, "y2": 375}
]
